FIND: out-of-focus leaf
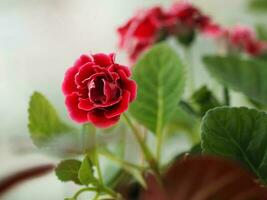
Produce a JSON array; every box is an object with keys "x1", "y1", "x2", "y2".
[
  {"x1": 256, "y1": 24, "x2": 267, "y2": 41},
  {"x1": 249, "y1": 0, "x2": 267, "y2": 12},
  {"x1": 191, "y1": 85, "x2": 222, "y2": 116},
  {"x1": 203, "y1": 55, "x2": 267, "y2": 105},
  {"x1": 55, "y1": 159, "x2": 81, "y2": 184},
  {"x1": 28, "y1": 91, "x2": 75, "y2": 148},
  {"x1": 130, "y1": 42, "x2": 185, "y2": 134},
  {"x1": 141, "y1": 156, "x2": 267, "y2": 200},
  {"x1": 202, "y1": 107, "x2": 267, "y2": 184},
  {"x1": 167, "y1": 106, "x2": 198, "y2": 134},
  {"x1": 43, "y1": 124, "x2": 125, "y2": 158}
]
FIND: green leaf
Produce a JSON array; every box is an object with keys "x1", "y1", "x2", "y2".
[
  {"x1": 28, "y1": 91, "x2": 74, "y2": 147},
  {"x1": 78, "y1": 156, "x2": 96, "y2": 185},
  {"x1": 191, "y1": 85, "x2": 222, "y2": 116},
  {"x1": 168, "y1": 106, "x2": 198, "y2": 133},
  {"x1": 130, "y1": 43, "x2": 185, "y2": 133},
  {"x1": 249, "y1": 0, "x2": 267, "y2": 12},
  {"x1": 201, "y1": 106, "x2": 267, "y2": 184},
  {"x1": 55, "y1": 159, "x2": 82, "y2": 184},
  {"x1": 256, "y1": 24, "x2": 267, "y2": 41},
  {"x1": 203, "y1": 55, "x2": 267, "y2": 105}
]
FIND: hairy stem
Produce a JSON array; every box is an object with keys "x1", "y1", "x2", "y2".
[
  {"x1": 184, "y1": 47, "x2": 195, "y2": 94},
  {"x1": 123, "y1": 114, "x2": 161, "y2": 180}
]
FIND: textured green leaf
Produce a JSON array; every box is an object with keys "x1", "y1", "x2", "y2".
[
  {"x1": 55, "y1": 159, "x2": 82, "y2": 184},
  {"x1": 130, "y1": 43, "x2": 185, "y2": 133},
  {"x1": 28, "y1": 91, "x2": 74, "y2": 147},
  {"x1": 78, "y1": 156, "x2": 96, "y2": 185},
  {"x1": 201, "y1": 107, "x2": 267, "y2": 184},
  {"x1": 203, "y1": 55, "x2": 267, "y2": 105}
]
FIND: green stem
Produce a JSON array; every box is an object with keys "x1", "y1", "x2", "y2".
[
  {"x1": 100, "y1": 186, "x2": 118, "y2": 198},
  {"x1": 99, "y1": 149, "x2": 145, "y2": 171},
  {"x1": 73, "y1": 187, "x2": 98, "y2": 199},
  {"x1": 92, "y1": 128, "x2": 104, "y2": 185},
  {"x1": 184, "y1": 47, "x2": 195, "y2": 94},
  {"x1": 123, "y1": 114, "x2": 161, "y2": 179},
  {"x1": 81, "y1": 125, "x2": 118, "y2": 198},
  {"x1": 223, "y1": 87, "x2": 230, "y2": 106},
  {"x1": 156, "y1": 129, "x2": 164, "y2": 164}
]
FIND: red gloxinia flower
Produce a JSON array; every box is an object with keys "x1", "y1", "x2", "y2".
[
  {"x1": 199, "y1": 17, "x2": 226, "y2": 38},
  {"x1": 229, "y1": 25, "x2": 265, "y2": 56},
  {"x1": 168, "y1": 2, "x2": 204, "y2": 28},
  {"x1": 62, "y1": 53, "x2": 137, "y2": 128},
  {"x1": 117, "y1": 6, "x2": 169, "y2": 61},
  {"x1": 164, "y1": 1, "x2": 212, "y2": 46},
  {"x1": 167, "y1": 2, "x2": 210, "y2": 32},
  {"x1": 201, "y1": 23, "x2": 226, "y2": 38}
]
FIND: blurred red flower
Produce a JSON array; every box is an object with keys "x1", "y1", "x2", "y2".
[
  {"x1": 229, "y1": 25, "x2": 267, "y2": 56},
  {"x1": 62, "y1": 53, "x2": 137, "y2": 128},
  {"x1": 167, "y1": 1, "x2": 208, "y2": 30},
  {"x1": 117, "y1": 6, "x2": 169, "y2": 61},
  {"x1": 118, "y1": 2, "x2": 218, "y2": 61}
]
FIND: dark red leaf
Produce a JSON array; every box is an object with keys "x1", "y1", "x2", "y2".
[{"x1": 140, "y1": 156, "x2": 267, "y2": 200}]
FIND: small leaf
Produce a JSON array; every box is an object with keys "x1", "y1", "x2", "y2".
[
  {"x1": 202, "y1": 106, "x2": 267, "y2": 184},
  {"x1": 28, "y1": 91, "x2": 74, "y2": 147},
  {"x1": 141, "y1": 156, "x2": 267, "y2": 199},
  {"x1": 55, "y1": 159, "x2": 81, "y2": 184},
  {"x1": 191, "y1": 85, "x2": 222, "y2": 116},
  {"x1": 130, "y1": 42, "x2": 185, "y2": 133},
  {"x1": 203, "y1": 55, "x2": 267, "y2": 105},
  {"x1": 78, "y1": 156, "x2": 96, "y2": 185}
]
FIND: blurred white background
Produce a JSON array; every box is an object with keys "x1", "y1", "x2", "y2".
[{"x1": 0, "y1": 0, "x2": 266, "y2": 199}]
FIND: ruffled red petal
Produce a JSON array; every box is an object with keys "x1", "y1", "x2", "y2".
[
  {"x1": 65, "y1": 93, "x2": 88, "y2": 123},
  {"x1": 117, "y1": 69, "x2": 137, "y2": 101},
  {"x1": 87, "y1": 109, "x2": 120, "y2": 128},
  {"x1": 103, "y1": 79, "x2": 122, "y2": 103},
  {"x1": 78, "y1": 98, "x2": 95, "y2": 111},
  {"x1": 62, "y1": 65, "x2": 79, "y2": 95},
  {"x1": 104, "y1": 91, "x2": 131, "y2": 119},
  {"x1": 108, "y1": 64, "x2": 131, "y2": 77},
  {"x1": 123, "y1": 79, "x2": 137, "y2": 102},
  {"x1": 75, "y1": 63, "x2": 96, "y2": 88},
  {"x1": 92, "y1": 53, "x2": 114, "y2": 67},
  {"x1": 74, "y1": 54, "x2": 93, "y2": 66},
  {"x1": 62, "y1": 55, "x2": 93, "y2": 96}
]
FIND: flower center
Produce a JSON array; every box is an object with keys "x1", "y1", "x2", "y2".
[
  {"x1": 88, "y1": 76, "x2": 121, "y2": 105},
  {"x1": 88, "y1": 77, "x2": 106, "y2": 104}
]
